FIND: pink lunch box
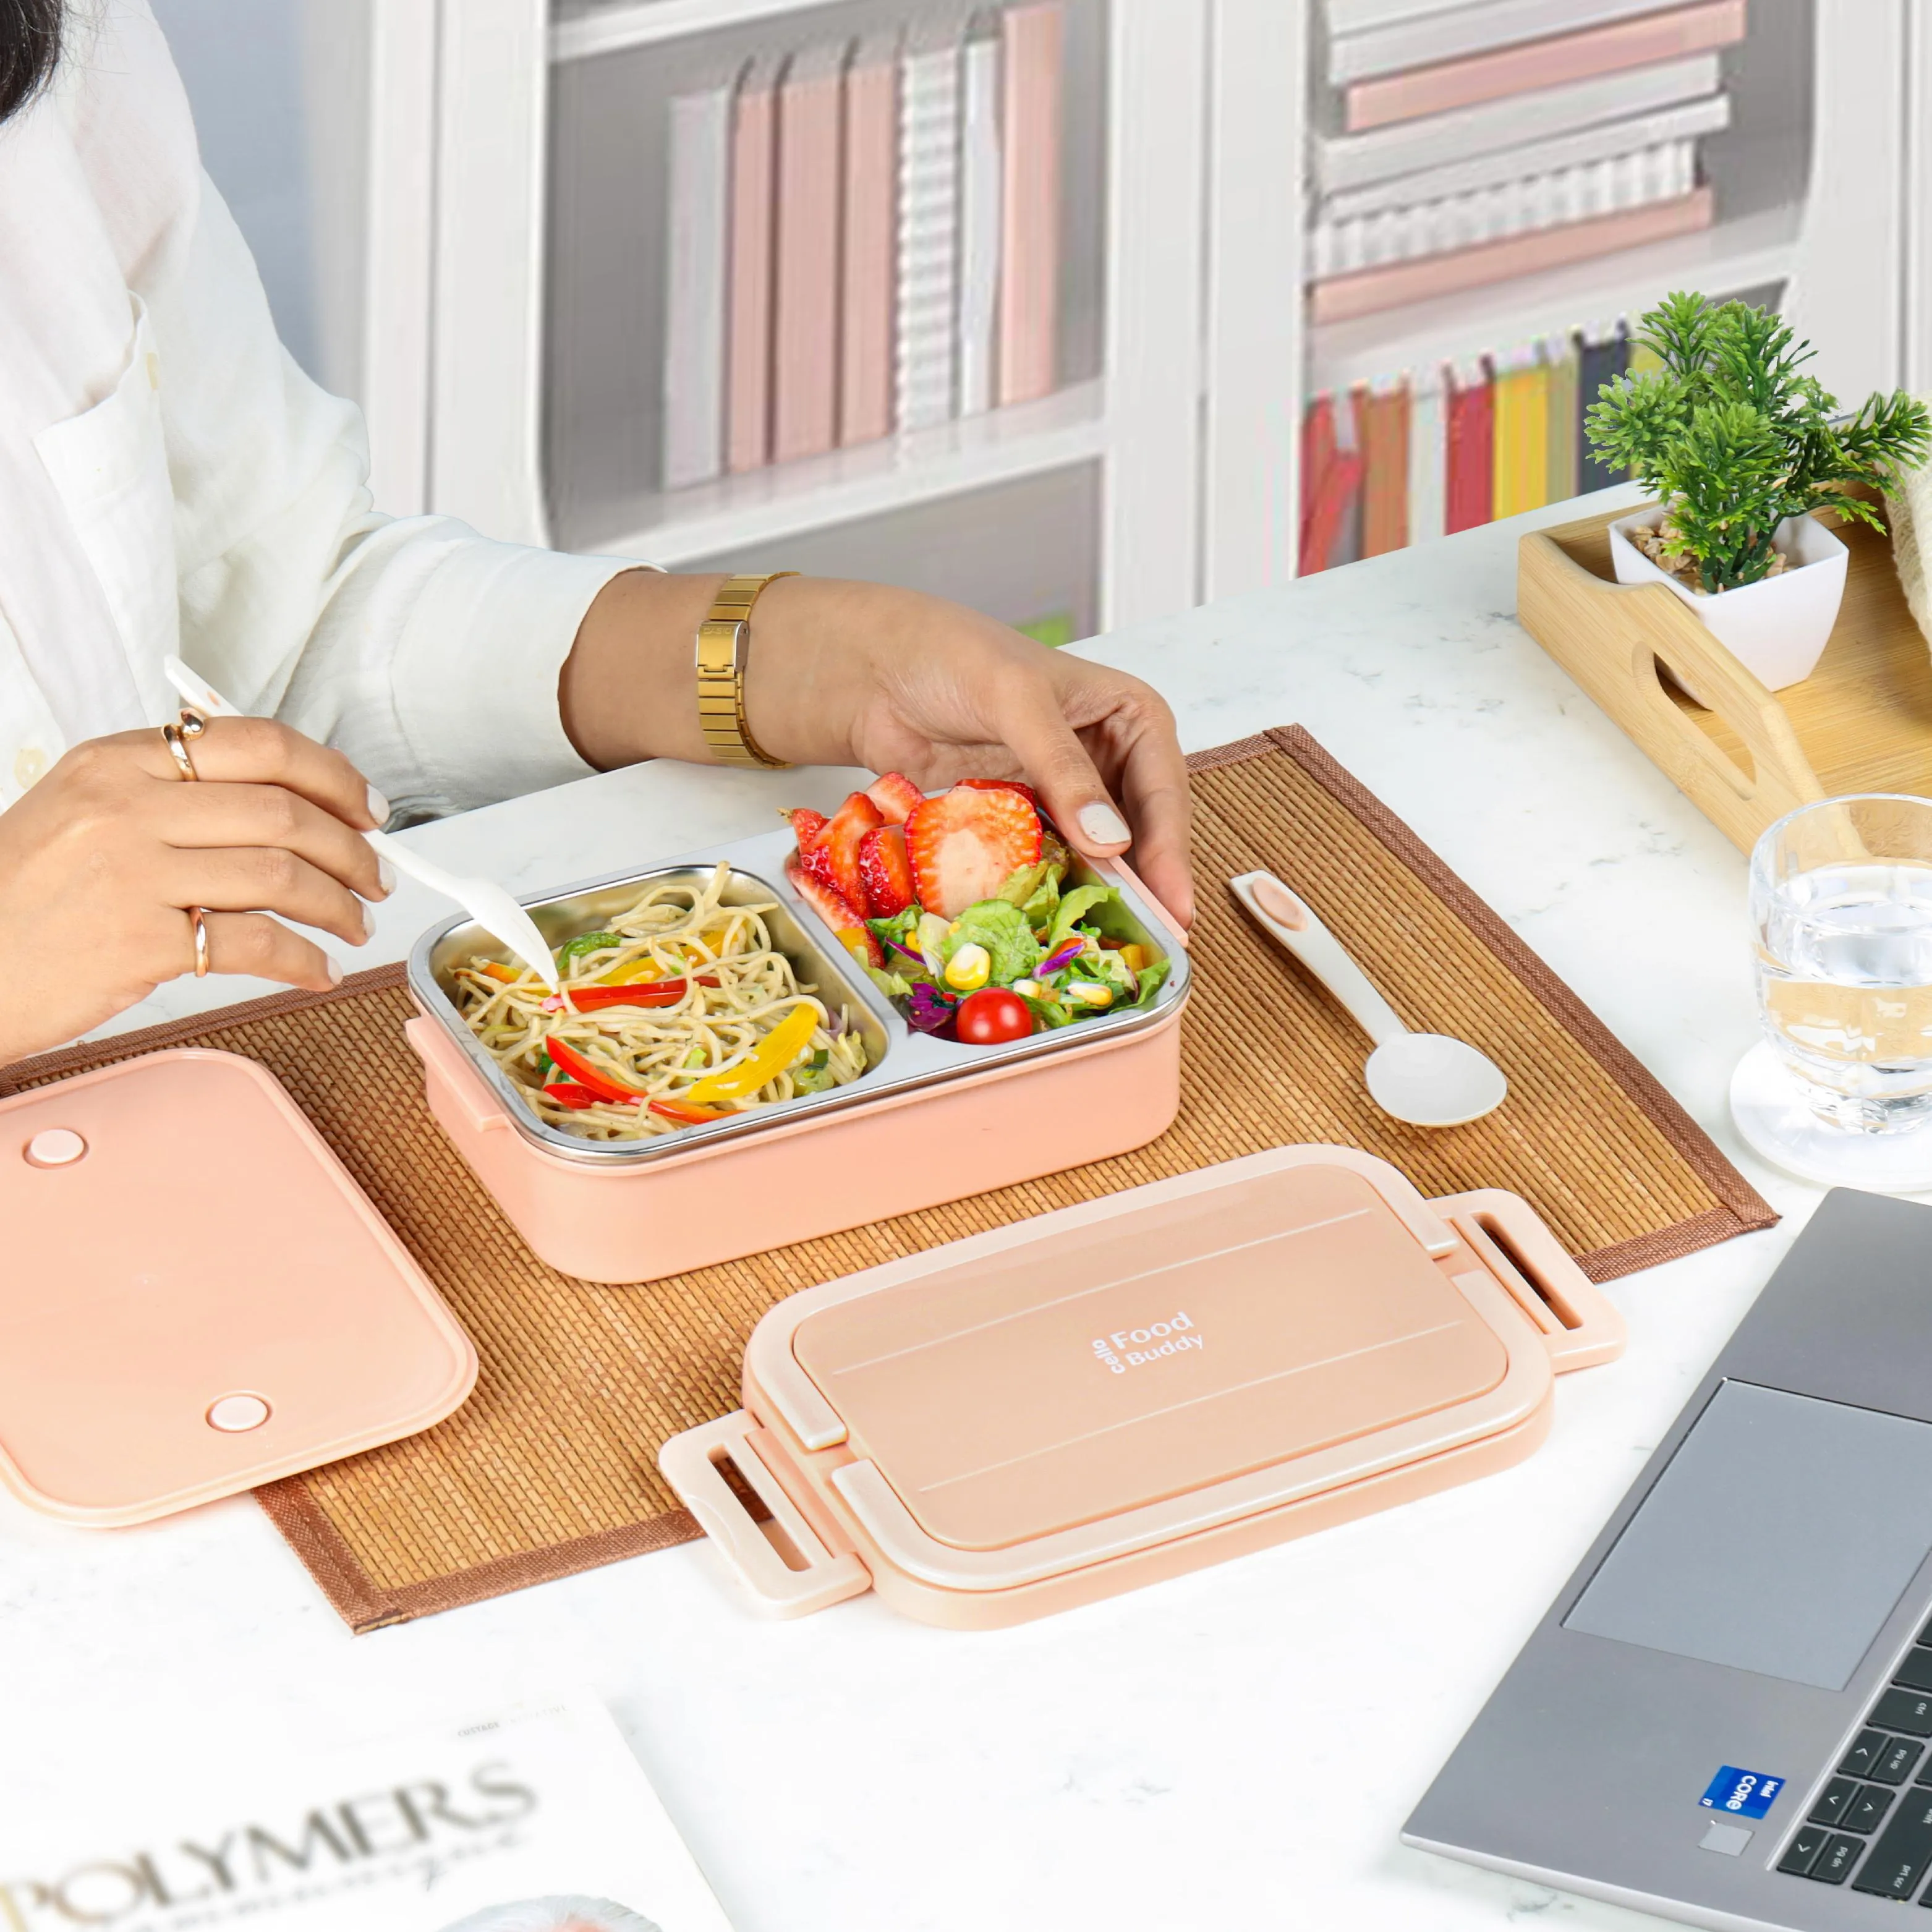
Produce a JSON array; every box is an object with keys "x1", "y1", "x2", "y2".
[
  {"x1": 404, "y1": 823, "x2": 1192, "y2": 1284},
  {"x1": 658, "y1": 1144, "x2": 1625, "y2": 1628}
]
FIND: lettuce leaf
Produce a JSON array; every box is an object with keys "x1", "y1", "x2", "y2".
[
  {"x1": 1133, "y1": 958, "x2": 1173, "y2": 1009},
  {"x1": 942, "y1": 900, "x2": 1042, "y2": 985},
  {"x1": 866, "y1": 905, "x2": 922, "y2": 948},
  {"x1": 1047, "y1": 885, "x2": 1114, "y2": 953}
]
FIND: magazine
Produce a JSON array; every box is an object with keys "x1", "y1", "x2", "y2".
[{"x1": 0, "y1": 1696, "x2": 733, "y2": 1932}]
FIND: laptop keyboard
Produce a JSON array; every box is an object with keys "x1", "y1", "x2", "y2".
[{"x1": 1781, "y1": 1622, "x2": 1932, "y2": 1899}]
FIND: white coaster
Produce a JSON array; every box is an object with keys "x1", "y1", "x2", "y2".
[{"x1": 1731, "y1": 1042, "x2": 1932, "y2": 1194}]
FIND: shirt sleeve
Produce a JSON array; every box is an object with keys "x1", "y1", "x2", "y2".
[{"x1": 151, "y1": 169, "x2": 656, "y2": 820}]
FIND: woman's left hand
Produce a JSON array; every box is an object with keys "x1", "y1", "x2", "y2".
[{"x1": 564, "y1": 574, "x2": 1196, "y2": 929}]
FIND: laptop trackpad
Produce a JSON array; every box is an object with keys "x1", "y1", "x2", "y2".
[{"x1": 1565, "y1": 1381, "x2": 1932, "y2": 1690}]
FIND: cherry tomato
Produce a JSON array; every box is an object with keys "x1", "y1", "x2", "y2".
[{"x1": 955, "y1": 987, "x2": 1033, "y2": 1045}]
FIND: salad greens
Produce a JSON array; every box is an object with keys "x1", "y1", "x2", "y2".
[{"x1": 861, "y1": 844, "x2": 1168, "y2": 1040}]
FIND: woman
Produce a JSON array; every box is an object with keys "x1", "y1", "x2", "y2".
[{"x1": 0, "y1": 2, "x2": 1192, "y2": 1068}]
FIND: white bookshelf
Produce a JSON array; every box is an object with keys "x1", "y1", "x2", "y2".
[
  {"x1": 361, "y1": 0, "x2": 1204, "y2": 639},
  {"x1": 580, "y1": 376, "x2": 1108, "y2": 565},
  {"x1": 1203, "y1": 0, "x2": 1910, "y2": 594},
  {"x1": 344, "y1": 0, "x2": 1921, "y2": 636}
]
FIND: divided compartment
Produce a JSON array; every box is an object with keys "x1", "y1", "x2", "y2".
[
  {"x1": 409, "y1": 823, "x2": 1190, "y2": 1169},
  {"x1": 417, "y1": 857, "x2": 893, "y2": 1165}
]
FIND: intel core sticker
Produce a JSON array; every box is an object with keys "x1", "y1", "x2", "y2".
[{"x1": 1700, "y1": 1766, "x2": 1785, "y2": 1819}]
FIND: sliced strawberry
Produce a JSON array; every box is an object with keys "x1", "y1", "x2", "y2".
[
  {"x1": 958, "y1": 777, "x2": 1039, "y2": 809},
  {"x1": 819, "y1": 791, "x2": 883, "y2": 909},
  {"x1": 866, "y1": 770, "x2": 924, "y2": 824},
  {"x1": 786, "y1": 807, "x2": 830, "y2": 849},
  {"x1": 904, "y1": 784, "x2": 1043, "y2": 919},
  {"x1": 787, "y1": 860, "x2": 883, "y2": 967},
  {"x1": 858, "y1": 823, "x2": 915, "y2": 917}
]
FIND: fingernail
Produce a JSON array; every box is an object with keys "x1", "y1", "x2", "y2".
[
  {"x1": 361, "y1": 903, "x2": 377, "y2": 943},
  {"x1": 1079, "y1": 801, "x2": 1130, "y2": 846},
  {"x1": 325, "y1": 955, "x2": 344, "y2": 986},
  {"x1": 366, "y1": 784, "x2": 391, "y2": 827},
  {"x1": 377, "y1": 856, "x2": 397, "y2": 896}
]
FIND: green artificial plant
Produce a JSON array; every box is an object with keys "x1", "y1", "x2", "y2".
[{"x1": 1585, "y1": 290, "x2": 1932, "y2": 594}]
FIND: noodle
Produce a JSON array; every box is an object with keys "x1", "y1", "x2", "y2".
[{"x1": 451, "y1": 864, "x2": 868, "y2": 1142}]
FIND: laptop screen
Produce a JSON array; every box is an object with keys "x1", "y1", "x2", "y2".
[{"x1": 1563, "y1": 1380, "x2": 1932, "y2": 1690}]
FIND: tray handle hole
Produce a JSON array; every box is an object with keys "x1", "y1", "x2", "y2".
[
  {"x1": 1474, "y1": 1211, "x2": 1583, "y2": 1334},
  {"x1": 1646, "y1": 653, "x2": 1758, "y2": 790},
  {"x1": 707, "y1": 1447, "x2": 809, "y2": 1573}
]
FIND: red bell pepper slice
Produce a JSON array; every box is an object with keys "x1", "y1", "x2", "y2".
[
  {"x1": 542, "y1": 1083, "x2": 600, "y2": 1110},
  {"x1": 566, "y1": 979, "x2": 688, "y2": 1011},
  {"x1": 543, "y1": 1035, "x2": 645, "y2": 1104},
  {"x1": 648, "y1": 1097, "x2": 726, "y2": 1126}
]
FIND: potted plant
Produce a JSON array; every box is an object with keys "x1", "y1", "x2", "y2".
[{"x1": 1585, "y1": 290, "x2": 1931, "y2": 691}]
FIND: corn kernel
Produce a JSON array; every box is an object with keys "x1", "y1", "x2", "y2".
[
  {"x1": 1011, "y1": 979, "x2": 1044, "y2": 1001},
  {"x1": 1065, "y1": 978, "x2": 1113, "y2": 1008},
  {"x1": 944, "y1": 943, "x2": 992, "y2": 992}
]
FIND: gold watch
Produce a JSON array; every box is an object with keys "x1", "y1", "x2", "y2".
[{"x1": 695, "y1": 571, "x2": 798, "y2": 768}]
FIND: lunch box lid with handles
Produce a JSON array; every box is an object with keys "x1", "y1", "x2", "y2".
[
  {"x1": 659, "y1": 1145, "x2": 1625, "y2": 1627},
  {"x1": 0, "y1": 1049, "x2": 477, "y2": 1526}
]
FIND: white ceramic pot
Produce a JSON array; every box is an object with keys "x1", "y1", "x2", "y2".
[{"x1": 1607, "y1": 506, "x2": 1849, "y2": 691}]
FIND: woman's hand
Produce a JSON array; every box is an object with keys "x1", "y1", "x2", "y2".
[
  {"x1": 563, "y1": 574, "x2": 1196, "y2": 927},
  {"x1": 0, "y1": 718, "x2": 391, "y2": 1066}
]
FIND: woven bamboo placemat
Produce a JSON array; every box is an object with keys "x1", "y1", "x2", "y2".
[{"x1": 0, "y1": 727, "x2": 1772, "y2": 1630}]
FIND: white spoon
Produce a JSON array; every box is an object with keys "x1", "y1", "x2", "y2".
[
  {"x1": 1230, "y1": 869, "x2": 1507, "y2": 1128},
  {"x1": 162, "y1": 656, "x2": 560, "y2": 992}
]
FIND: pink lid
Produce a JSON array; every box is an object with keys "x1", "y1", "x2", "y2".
[
  {"x1": 789, "y1": 1159, "x2": 1509, "y2": 1552},
  {"x1": 0, "y1": 1050, "x2": 476, "y2": 1525}
]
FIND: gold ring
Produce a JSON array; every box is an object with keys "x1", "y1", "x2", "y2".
[
  {"x1": 190, "y1": 907, "x2": 210, "y2": 977},
  {"x1": 177, "y1": 706, "x2": 208, "y2": 738},
  {"x1": 161, "y1": 721, "x2": 200, "y2": 781}
]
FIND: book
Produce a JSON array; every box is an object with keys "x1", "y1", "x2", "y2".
[
  {"x1": 1344, "y1": 0, "x2": 1747, "y2": 130},
  {"x1": 1309, "y1": 137, "x2": 1696, "y2": 279},
  {"x1": 896, "y1": 25, "x2": 963, "y2": 431},
  {"x1": 1330, "y1": 389, "x2": 1365, "y2": 566},
  {"x1": 1308, "y1": 185, "x2": 1715, "y2": 324},
  {"x1": 1577, "y1": 320, "x2": 1630, "y2": 487},
  {"x1": 840, "y1": 32, "x2": 899, "y2": 446},
  {"x1": 998, "y1": 2, "x2": 1064, "y2": 405},
  {"x1": 1408, "y1": 363, "x2": 1448, "y2": 542},
  {"x1": 1445, "y1": 357, "x2": 1494, "y2": 533},
  {"x1": 772, "y1": 42, "x2": 847, "y2": 464},
  {"x1": 725, "y1": 58, "x2": 779, "y2": 474},
  {"x1": 1327, "y1": 0, "x2": 1708, "y2": 83},
  {"x1": 1298, "y1": 391, "x2": 1364, "y2": 573},
  {"x1": 1544, "y1": 330, "x2": 1580, "y2": 503},
  {"x1": 1318, "y1": 90, "x2": 1730, "y2": 224},
  {"x1": 0, "y1": 1696, "x2": 733, "y2": 1932},
  {"x1": 1313, "y1": 51, "x2": 1722, "y2": 195},
  {"x1": 1491, "y1": 344, "x2": 1549, "y2": 518},
  {"x1": 1359, "y1": 379, "x2": 1410, "y2": 556},
  {"x1": 958, "y1": 17, "x2": 1003, "y2": 416},
  {"x1": 661, "y1": 79, "x2": 734, "y2": 491}
]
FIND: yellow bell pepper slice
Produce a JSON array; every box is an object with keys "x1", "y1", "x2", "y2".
[
  {"x1": 684, "y1": 1002, "x2": 820, "y2": 1105},
  {"x1": 598, "y1": 958, "x2": 667, "y2": 986}
]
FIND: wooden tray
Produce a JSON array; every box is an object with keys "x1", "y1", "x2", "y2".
[{"x1": 1517, "y1": 505, "x2": 1932, "y2": 853}]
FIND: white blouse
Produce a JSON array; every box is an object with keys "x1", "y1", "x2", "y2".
[{"x1": 0, "y1": 2, "x2": 639, "y2": 822}]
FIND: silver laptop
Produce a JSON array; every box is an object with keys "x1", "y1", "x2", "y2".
[{"x1": 1406, "y1": 1188, "x2": 1932, "y2": 1928}]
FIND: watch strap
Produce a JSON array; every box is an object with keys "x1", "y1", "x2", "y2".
[{"x1": 695, "y1": 571, "x2": 798, "y2": 768}]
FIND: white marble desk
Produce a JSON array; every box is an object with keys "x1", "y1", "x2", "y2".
[{"x1": 1, "y1": 487, "x2": 1830, "y2": 1931}]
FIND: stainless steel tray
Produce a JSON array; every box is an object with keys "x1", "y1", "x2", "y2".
[{"x1": 407, "y1": 821, "x2": 1191, "y2": 1168}]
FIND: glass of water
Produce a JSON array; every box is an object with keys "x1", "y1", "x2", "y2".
[{"x1": 1750, "y1": 794, "x2": 1932, "y2": 1139}]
